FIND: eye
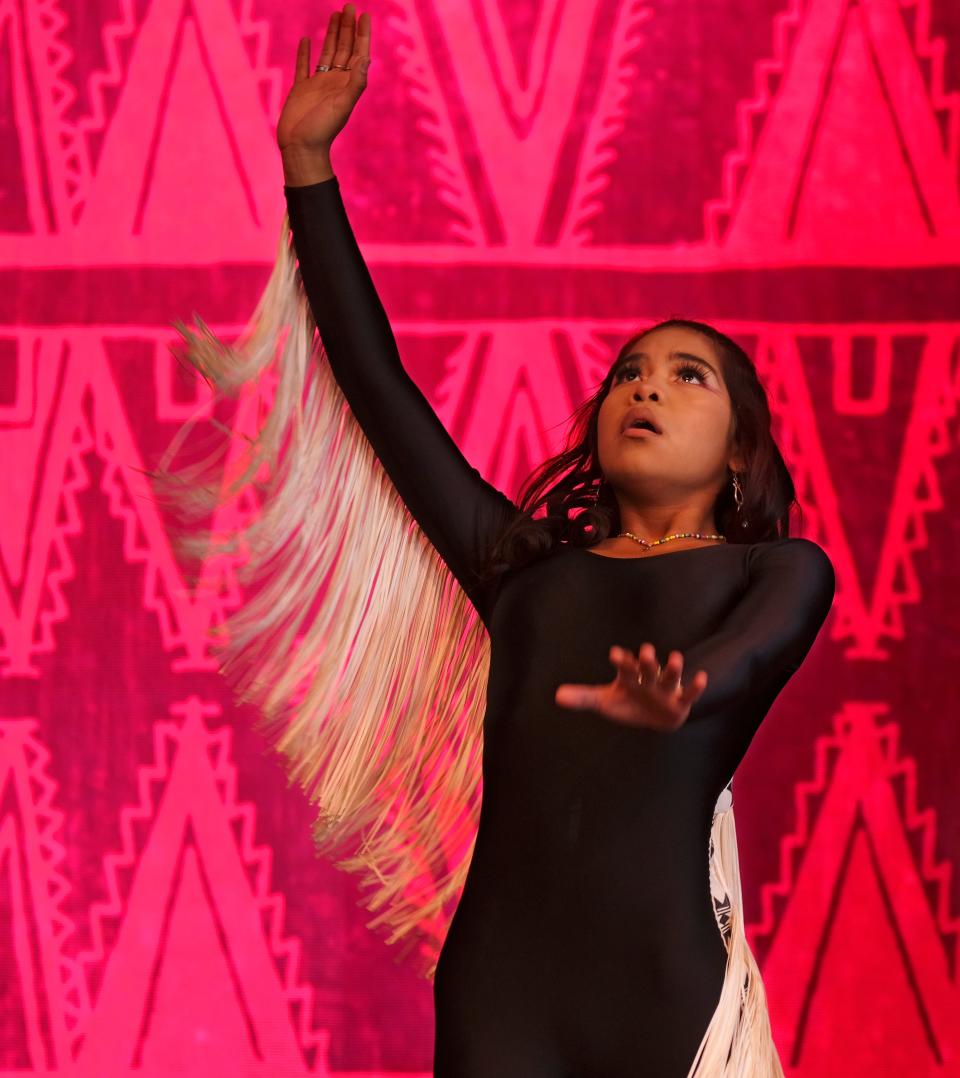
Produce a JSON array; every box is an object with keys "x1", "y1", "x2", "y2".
[
  {"x1": 613, "y1": 362, "x2": 641, "y2": 384},
  {"x1": 612, "y1": 360, "x2": 710, "y2": 386},
  {"x1": 676, "y1": 361, "x2": 710, "y2": 385}
]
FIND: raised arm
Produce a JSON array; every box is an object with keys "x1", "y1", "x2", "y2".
[
  {"x1": 283, "y1": 175, "x2": 519, "y2": 603},
  {"x1": 278, "y1": 9, "x2": 520, "y2": 610}
]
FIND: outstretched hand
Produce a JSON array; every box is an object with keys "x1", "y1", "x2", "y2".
[
  {"x1": 277, "y1": 4, "x2": 372, "y2": 154},
  {"x1": 555, "y1": 643, "x2": 708, "y2": 732}
]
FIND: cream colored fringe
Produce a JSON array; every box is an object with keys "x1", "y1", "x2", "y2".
[
  {"x1": 149, "y1": 210, "x2": 490, "y2": 979},
  {"x1": 686, "y1": 795, "x2": 786, "y2": 1077},
  {"x1": 150, "y1": 211, "x2": 789, "y2": 1064}
]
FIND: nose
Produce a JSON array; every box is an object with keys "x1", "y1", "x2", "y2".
[{"x1": 631, "y1": 379, "x2": 659, "y2": 400}]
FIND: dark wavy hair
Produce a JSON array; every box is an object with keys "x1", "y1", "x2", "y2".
[{"x1": 476, "y1": 318, "x2": 801, "y2": 582}]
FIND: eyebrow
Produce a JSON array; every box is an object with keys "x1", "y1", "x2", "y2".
[{"x1": 614, "y1": 350, "x2": 721, "y2": 382}]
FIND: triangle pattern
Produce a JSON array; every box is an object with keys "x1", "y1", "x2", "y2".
[
  {"x1": 0, "y1": 339, "x2": 275, "y2": 678},
  {"x1": 480, "y1": 0, "x2": 564, "y2": 118},
  {"x1": 434, "y1": 326, "x2": 577, "y2": 497},
  {"x1": 754, "y1": 328, "x2": 960, "y2": 659},
  {"x1": 2, "y1": 0, "x2": 92, "y2": 231},
  {"x1": 75, "y1": 699, "x2": 319, "y2": 1075},
  {"x1": 754, "y1": 704, "x2": 960, "y2": 1066},
  {"x1": 789, "y1": 5, "x2": 932, "y2": 245},
  {"x1": 0, "y1": 721, "x2": 86, "y2": 1069},
  {"x1": 77, "y1": 0, "x2": 280, "y2": 258},
  {"x1": 493, "y1": 0, "x2": 544, "y2": 90},
  {"x1": 794, "y1": 824, "x2": 940, "y2": 1071},
  {"x1": 714, "y1": 0, "x2": 960, "y2": 259},
  {"x1": 136, "y1": 15, "x2": 259, "y2": 244},
  {"x1": 0, "y1": 813, "x2": 40, "y2": 1069},
  {"x1": 136, "y1": 840, "x2": 265, "y2": 1071}
]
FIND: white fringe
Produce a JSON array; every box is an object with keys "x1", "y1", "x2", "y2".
[
  {"x1": 686, "y1": 791, "x2": 786, "y2": 1077},
  {"x1": 150, "y1": 209, "x2": 792, "y2": 1070},
  {"x1": 150, "y1": 209, "x2": 490, "y2": 978}
]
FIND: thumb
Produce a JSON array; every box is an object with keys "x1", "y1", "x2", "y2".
[{"x1": 556, "y1": 683, "x2": 601, "y2": 710}]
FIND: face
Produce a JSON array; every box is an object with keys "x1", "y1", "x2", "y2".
[{"x1": 596, "y1": 325, "x2": 740, "y2": 503}]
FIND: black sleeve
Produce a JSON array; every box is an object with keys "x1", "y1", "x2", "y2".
[
  {"x1": 283, "y1": 176, "x2": 521, "y2": 618},
  {"x1": 681, "y1": 538, "x2": 836, "y2": 722}
]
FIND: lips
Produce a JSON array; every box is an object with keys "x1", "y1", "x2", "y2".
[{"x1": 620, "y1": 406, "x2": 663, "y2": 435}]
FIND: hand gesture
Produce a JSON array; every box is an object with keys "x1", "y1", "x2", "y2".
[
  {"x1": 555, "y1": 643, "x2": 708, "y2": 732},
  {"x1": 277, "y1": 4, "x2": 372, "y2": 153}
]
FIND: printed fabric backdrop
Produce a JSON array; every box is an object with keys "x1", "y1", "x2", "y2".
[{"x1": 1, "y1": 0, "x2": 959, "y2": 1074}]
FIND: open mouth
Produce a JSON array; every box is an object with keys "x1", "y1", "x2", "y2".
[
  {"x1": 622, "y1": 418, "x2": 662, "y2": 436},
  {"x1": 621, "y1": 408, "x2": 663, "y2": 435}
]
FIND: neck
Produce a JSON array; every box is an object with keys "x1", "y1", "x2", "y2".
[{"x1": 616, "y1": 506, "x2": 719, "y2": 542}]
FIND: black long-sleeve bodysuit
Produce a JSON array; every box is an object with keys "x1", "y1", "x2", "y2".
[{"x1": 284, "y1": 177, "x2": 836, "y2": 1078}]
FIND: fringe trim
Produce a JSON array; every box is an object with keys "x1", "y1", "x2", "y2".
[
  {"x1": 148, "y1": 209, "x2": 489, "y2": 979},
  {"x1": 147, "y1": 206, "x2": 794, "y2": 1056},
  {"x1": 686, "y1": 796, "x2": 786, "y2": 1077}
]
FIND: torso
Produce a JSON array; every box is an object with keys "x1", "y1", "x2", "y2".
[{"x1": 435, "y1": 540, "x2": 771, "y2": 1073}]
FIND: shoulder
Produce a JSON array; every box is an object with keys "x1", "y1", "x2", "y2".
[{"x1": 747, "y1": 537, "x2": 836, "y2": 596}]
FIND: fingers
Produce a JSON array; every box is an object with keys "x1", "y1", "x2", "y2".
[
  {"x1": 610, "y1": 644, "x2": 688, "y2": 697},
  {"x1": 333, "y1": 3, "x2": 357, "y2": 69},
  {"x1": 680, "y1": 668, "x2": 709, "y2": 706},
  {"x1": 610, "y1": 643, "x2": 669, "y2": 692},
  {"x1": 295, "y1": 37, "x2": 310, "y2": 84},
  {"x1": 353, "y1": 10, "x2": 371, "y2": 62},
  {"x1": 609, "y1": 645, "x2": 640, "y2": 683},
  {"x1": 636, "y1": 643, "x2": 661, "y2": 687},
  {"x1": 318, "y1": 10, "x2": 340, "y2": 71},
  {"x1": 351, "y1": 11, "x2": 372, "y2": 87},
  {"x1": 660, "y1": 650, "x2": 684, "y2": 693}
]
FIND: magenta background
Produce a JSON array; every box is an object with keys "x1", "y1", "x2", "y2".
[{"x1": 2, "y1": 0, "x2": 960, "y2": 1073}]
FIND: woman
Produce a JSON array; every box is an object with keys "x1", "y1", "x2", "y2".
[{"x1": 156, "y1": 5, "x2": 835, "y2": 1075}]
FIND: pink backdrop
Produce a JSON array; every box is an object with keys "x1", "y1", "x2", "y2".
[{"x1": 2, "y1": 0, "x2": 960, "y2": 1073}]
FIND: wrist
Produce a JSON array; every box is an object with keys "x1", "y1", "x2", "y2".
[{"x1": 281, "y1": 144, "x2": 335, "y2": 186}]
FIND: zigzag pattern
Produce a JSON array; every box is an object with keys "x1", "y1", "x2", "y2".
[
  {"x1": 203, "y1": 719, "x2": 324, "y2": 1057},
  {"x1": 30, "y1": 0, "x2": 91, "y2": 225},
  {"x1": 386, "y1": 0, "x2": 484, "y2": 243},
  {"x1": 748, "y1": 716, "x2": 846, "y2": 949},
  {"x1": 74, "y1": 718, "x2": 173, "y2": 988},
  {"x1": 874, "y1": 333, "x2": 957, "y2": 646},
  {"x1": 703, "y1": 0, "x2": 804, "y2": 243},
  {"x1": 884, "y1": 723, "x2": 960, "y2": 944},
  {"x1": 1, "y1": 0, "x2": 958, "y2": 1068},
  {"x1": 0, "y1": 722, "x2": 91, "y2": 1052},
  {"x1": 96, "y1": 388, "x2": 196, "y2": 664},
  {"x1": 748, "y1": 709, "x2": 960, "y2": 958},
  {"x1": 705, "y1": 0, "x2": 960, "y2": 244},
  {"x1": 235, "y1": 0, "x2": 284, "y2": 121},
  {"x1": 904, "y1": 0, "x2": 960, "y2": 174},
  {"x1": 564, "y1": 0, "x2": 652, "y2": 245},
  {"x1": 74, "y1": 0, "x2": 137, "y2": 213},
  {"x1": 19, "y1": 391, "x2": 95, "y2": 678}
]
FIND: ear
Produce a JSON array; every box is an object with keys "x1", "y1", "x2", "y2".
[{"x1": 726, "y1": 421, "x2": 743, "y2": 474}]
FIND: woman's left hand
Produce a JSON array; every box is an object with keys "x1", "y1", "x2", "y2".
[{"x1": 555, "y1": 643, "x2": 708, "y2": 732}]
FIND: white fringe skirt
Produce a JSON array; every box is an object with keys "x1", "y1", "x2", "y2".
[{"x1": 686, "y1": 785, "x2": 786, "y2": 1077}]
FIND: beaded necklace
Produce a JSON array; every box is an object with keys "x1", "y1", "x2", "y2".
[{"x1": 617, "y1": 530, "x2": 726, "y2": 551}]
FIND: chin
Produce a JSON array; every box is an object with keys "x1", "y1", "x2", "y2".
[{"x1": 604, "y1": 466, "x2": 655, "y2": 494}]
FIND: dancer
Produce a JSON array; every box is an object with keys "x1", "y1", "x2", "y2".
[{"x1": 156, "y1": 5, "x2": 835, "y2": 1075}]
